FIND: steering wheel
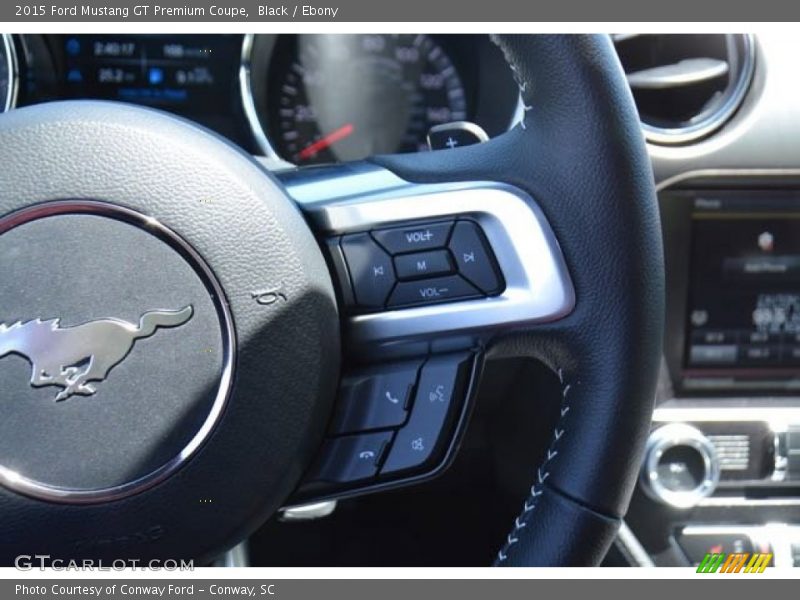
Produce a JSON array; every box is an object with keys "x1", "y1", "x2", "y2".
[{"x1": 0, "y1": 34, "x2": 663, "y2": 566}]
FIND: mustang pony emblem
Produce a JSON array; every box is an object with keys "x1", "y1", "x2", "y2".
[{"x1": 0, "y1": 306, "x2": 194, "y2": 401}]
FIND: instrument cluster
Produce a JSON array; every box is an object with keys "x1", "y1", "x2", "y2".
[{"x1": 3, "y1": 34, "x2": 520, "y2": 161}]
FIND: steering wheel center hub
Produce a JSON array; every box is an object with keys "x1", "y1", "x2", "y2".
[
  {"x1": 0, "y1": 101, "x2": 339, "y2": 562},
  {"x1": 0, "y1": 202, "x2": 233, "y2": 502}
]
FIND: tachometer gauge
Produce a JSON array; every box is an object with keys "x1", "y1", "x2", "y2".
[
  {"x1": 266, "y1": 34, "x2": 468, "y2": 164},
  {"x1": 0, "y1": 35, "x2": 18, "y2": 113}
]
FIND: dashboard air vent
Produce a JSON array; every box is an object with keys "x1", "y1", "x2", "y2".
[{"x1": 612, "y1": 34, "x2": 755, "y2": 145}]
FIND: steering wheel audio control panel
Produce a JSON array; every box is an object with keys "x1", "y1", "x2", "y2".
[{"x1": 327, "y1": 219, "x2": 504, "y2": 313}]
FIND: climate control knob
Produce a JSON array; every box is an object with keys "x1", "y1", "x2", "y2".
[{"x1": 640, "y1": 424, "x2": 720, "y2": 509}]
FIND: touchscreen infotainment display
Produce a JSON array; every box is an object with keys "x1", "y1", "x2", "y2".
[{"x1": 684, "y1": 195, "x2": 800, "y2": 391}]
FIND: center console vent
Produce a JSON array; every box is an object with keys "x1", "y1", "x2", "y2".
[{"x1": 612, "y1": 34, "x2": 755, "y2": 144}]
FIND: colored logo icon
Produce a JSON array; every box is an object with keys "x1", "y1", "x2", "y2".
[{"x1": 696, "y1": 552, "x2": 772, "y2": 573}]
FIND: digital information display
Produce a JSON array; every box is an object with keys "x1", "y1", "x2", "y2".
[
  {"x1": 684, "y1": 195, "x2": 800, "y2": 391},
  {"x1": 56, "y1": 34, "x2": 237, "y2": 113}
]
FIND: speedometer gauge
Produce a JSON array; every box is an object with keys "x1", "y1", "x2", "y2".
[
  {"x1": 266, "y1": 34, "x2": 468, "y2": 164},
  {"x1": 0, "y1": 34, "x2": 18, "y2": 113}
]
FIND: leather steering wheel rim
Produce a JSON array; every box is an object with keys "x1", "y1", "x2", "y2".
[
  {"x1": 377, "y1": 34, "x2": 665, "y2": 566},
  {"x1": 0, "y1": 34, "x2": 663, "y2": 567}
]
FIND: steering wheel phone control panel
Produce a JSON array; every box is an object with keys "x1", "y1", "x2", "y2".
[
  {"x1": 326, "y1": 219, "x2": 504, "y2": 312},
  {"x1": 296, "y1": 352, "x2": 476, "y2": 502}
]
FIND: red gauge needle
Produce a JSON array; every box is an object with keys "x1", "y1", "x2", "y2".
[{"x1": 297, "y1": 123, "x2": 354, "y2": 161}]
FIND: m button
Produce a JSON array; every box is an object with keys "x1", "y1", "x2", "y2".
[{"x1": 394, "y1": 250, "x2": 454, "y2": 280}]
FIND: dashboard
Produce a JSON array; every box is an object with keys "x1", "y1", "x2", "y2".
[
  {"x1": 1, "y1": 32, "x2": 799, "y2": 567},
  {"x1": 614, "y1": 34, "x2": 800, "y2": 570},
  {"x1": 0, "y1": 34, "x2": 519, "y2": 163}
]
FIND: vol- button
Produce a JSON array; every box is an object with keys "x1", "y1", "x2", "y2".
[
  {"x1": 388, "y1": 275, "x2": 480, "y2": 308},
  {"x1": 341, "y1": 233, "x2": 396, "y2": 309}
]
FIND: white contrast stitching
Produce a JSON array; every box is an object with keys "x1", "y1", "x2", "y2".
[
  {"x1": 492, "y1": 37, "x2": 532, "y2": 132},
  {"x1": 495, "y1": 367, "x2": 574, "y2": 564}
]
